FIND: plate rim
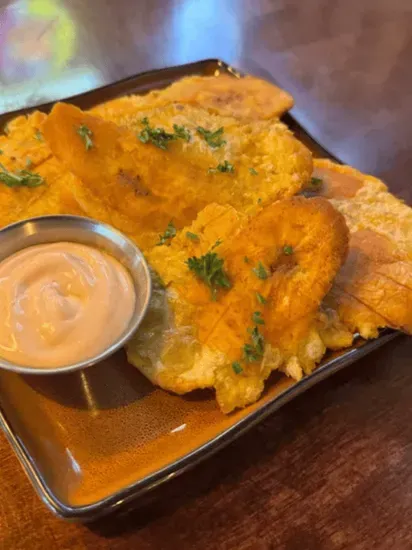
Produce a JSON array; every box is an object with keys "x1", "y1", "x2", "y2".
[
  {"x1": 0, "y1": 58, "x2": 224, "y2": 123},
  {"x1": 0, "y1": 331, "x2": 398, "y2": 520}
]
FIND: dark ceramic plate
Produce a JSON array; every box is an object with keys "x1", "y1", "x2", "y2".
[{"x1": 0, "y1": 59, "x2": 398, "y2": 521}]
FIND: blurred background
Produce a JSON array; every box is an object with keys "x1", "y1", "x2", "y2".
[{"x1": 0, "y1": 0, "x2": 411, "y2": 195}]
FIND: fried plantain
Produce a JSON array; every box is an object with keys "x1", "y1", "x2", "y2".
[
  {"x1": 91, "y1": 74, "x2": 294, "y2": 122},
  {"x1": 127, "y1": 197, "x2": 348, "y2": 413},
  {"x1": 43, "y1": 102, "x2": 312, "y2": 249},
  {"x1": 310, "y1": 159, "x2": 412, "y2": 337}
]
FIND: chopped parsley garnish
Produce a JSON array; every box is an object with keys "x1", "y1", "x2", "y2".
[
  {"x1": 157, "y1": 221, "x2": 177, "y2": 246},
  {"x1": 252, "y1": 261, "x2": 269, "y2": 280},
  {"x1": 0, "y1": 162, "x2": 44, "y2": 188},
  {"x1": 211, "y1": 239, "x2": 222, "y2": 250},
  {"x1": 252, "y1": 311, "x2": 265, "y2": 325},
  {"x1": 310, "y1": 176, "x2": 323, "y2": 187},
  {"x1": 243, "y1": 343, "x2": 258, "y2": 363},
  {"x1": 208, "y1": 160, "x2": 235, "y2": 174},
  {"x1": 26, "y1": 158, "x2": 32, "y2": 168},
  {"x1": 256, "y1": 292, "x2": 267, "y2": 305},
  {"x1": 34, "y1": 129, "x2": 43, "y2": 142},
  {"x1": 186, "y1": 231, "x2": 199, "y2": 241},
  {"x1": 250, "y1": 326, "x2": 265, "y2": 353},
  {"x1": 232, "y1": 361, "x2": 243, "y2": 375},
  {"x1": 173, "y1": 124, "x2": 191, "y2": 142},
  {"x1": 283, "y1": 245, "x2": 293, "y2": 255},
  {"x1": 77, "y1": 124, "x2": 93, "y2": 150},
  {"x1": 244, "y1": 256, "x2": 250, "y2": 264},
  {"x1": 243, "y1": 326, "x2": 265, "y2": 362},
  {"x1": 257, "y1": 198, "x2": 262, "y2": 205},
  {"x1": 0, "y1": 150, "x2": 3, "y2": 155},
  {"x1": 138, "y1": 117, "x2": 176, "y2": 150},
  {"x1": 235, "y1": 324, "x2": 266, "y2": 372},
  {"x1": 197, "y1": 126, "x2": 226, "y2": 149},
  {"x1": 249, "y1": 167, "x2": 258, "y2": 176},
  {"x1": 138, "y1": 119, "x2": 193, "y2": 149},
  {"x1": 186, "y1": 248, "x2": 231, "y2": 300}
]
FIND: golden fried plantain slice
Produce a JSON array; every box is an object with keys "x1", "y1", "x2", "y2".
[
  {"x1": 127, "y1": 197, "x2": 348, "y2": 413},
  {"x1": 92, "y1": 101, "x2": 312, "y2": 215},
  {"x1": 310, "y1": 159, "x2": 412, "y2": 337},
  {"x1": 331, "y1": 230, "x2": 412, "y2": 336},
  {"x1": 0, "y1": 157, "x2": 88, "y2": 229},
  {"x1": 22, "y1": 157, "x2": 87, "y2": 219},
  {"x1": 0, "y1": 112, "x2": 54, "y2": 227},
  {"x1": 43, "y1": 102, "x2": 312, "y2": 249},
  {"x1": 0, "y1": 185, "x2": 38, "y2": 228},
  {"x1": 1, "y1": 111, "x2": 51, "y2": 167},
  {"x1": 91, "y1": 74, "x2": 294, "y2": 122},
  {"x1": 0, "y1": 111, "x2": 91, "y2": 228}
]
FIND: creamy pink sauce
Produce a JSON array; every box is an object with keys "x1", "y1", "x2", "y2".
[{"x1": 0, "y1": 242, "x2": 136, "y2": 368}]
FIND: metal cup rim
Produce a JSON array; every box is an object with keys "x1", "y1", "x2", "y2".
[{"x1": 0, "y1": 215, "x2": 152, "y2": 375}]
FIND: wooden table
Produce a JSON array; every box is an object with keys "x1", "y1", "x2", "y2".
[{"x1": 1, "y1": 1, "x2": 412, "y2": 548}]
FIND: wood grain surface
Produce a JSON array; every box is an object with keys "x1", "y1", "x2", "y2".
[{"x1": 1, "y1": 1, "x2": 412, "y2": 548}]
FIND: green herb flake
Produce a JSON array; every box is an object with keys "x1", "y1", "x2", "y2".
[
  {"x1": 208, "y1": 160, "x2": 235, "y2": 174},
  {"x1": 250, "y1": 326, "x2": 265, "y2": 353},
  {"x1": 256, "y1": 292, "x2": 267, "y2": 305},
  {"x1": 186, "y1": 231, "x2": 199, "y2": 241},
  {"x1": 211, "y1": 239, "x2": 222, "y2": 250},
  {"x1": 243, "y1": 344, "x2": 258, "y2": 362},
  {"x1": 156, "y1": 221, "x2": 177, "y2": 246},
  {"x1": 252, "y1": 311, "x2": 265, "y2": 325},
  {"x1": 77, "y1": 124, "x2": 93, "y2": 150},
  {"x1": 283, "y1": 245, "x2": 293, "y2": 255},
  {"x1": 138, "y1": 118, "x2": 176, "y2": 150},
  {"x1": 0, "y1": 150, "x2": 3, "y2": 155},
  {"x1": 232, "y1": 361, "x2": 243, "y2": 375},
  {"x1": 243, "y1": 326, "x2": 265, "y2": 363},
  {"x1": 34, "y1": 129, "x2": 43, "y2": 142},
  {"x1": 249, "y1": 167, "x2": 258, "y2": 176},
  {"x1": 186, "y1": 248, "x2": 231, "y2": 301},
  {"x1": 0, "y1": 162, "x2": 44, "y2": 188},
  {"x1": 310, "y1": 176, "x2": 323, "y2": 187},
  {"x1": 197, "y1": 126, "x2": 226, "y2": 149},
  {"x1": 257, "y1": 198, "x2": 262, "y2": 205},
  {"x1": 173, "y1": 124, "x2": 191, "y2": 142},
  {"x1": 252, "y1": 261, "x2": 269, "y2": 280},
  {"x1": 244, "y1": 256, "x2": 250, "y2": 264},
  {"x1": 26, "y1": 157, "x2": 32, "y2": 168}
]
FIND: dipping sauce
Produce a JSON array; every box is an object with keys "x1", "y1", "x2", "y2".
[{"x1": 0, "y1": 242, "x2": 136, "y2": 368}]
